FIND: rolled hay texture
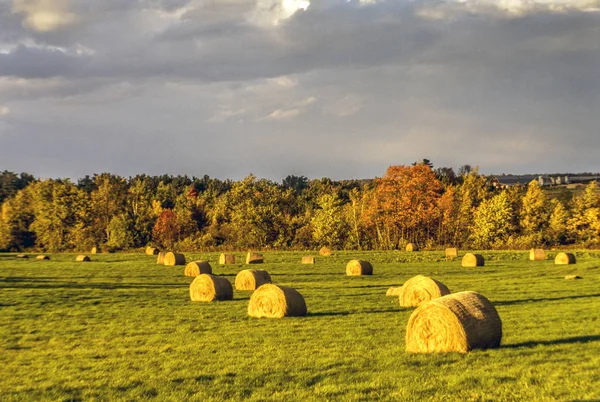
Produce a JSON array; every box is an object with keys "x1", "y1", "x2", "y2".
[
  {"x1": 565, "y1": 275, "x2": 582, "y2": 280},
  {"x1": 189, "y1": 274, "x2": 233, "y2": 302},
  {"x1": 405, "y1": 291, "x2": 502, "y2": 354},
  {"x1": 555, "y1": 252, "x2": 576, "y2": 265},
  {"x1": 36, "y1": 255, "x2": 50, "y2": 260},
  {"x1": 185, "y1": 261, "x2": 213, "y2": 277},
  {"x1": 301, "y1": 256, "x2": 315, "y2": 264},
  {"x1": 529, "y1": 248, "x2": 546, "y2": 261},
  {"x1": 462, "y1": 253, "x2": 485, "y2": 267},
  {"x1": 164, "y1": 252, "x2": 186, "y2": 266},
  {"x1": 246, "y1": 252, "x2": 264, "y2": 264},
  {"x1": 145, "y1": 247, "x2": 159, "y2": 256},
  {"x1": 398, "y1": 275, "x2": 451, "y2": 307},
  {"x1": 386, "y1": 287, "x2": 403, "y2": 297},
  {"x1": 235, "y1": 269, "x2": 272, "y2": 290},
  {"x1": 319, "y1": 246, "x2": 332, "y2": 256},
  {"x1": 219, "y1": 253, "x2": 236, "y2": 265},
  {"x1": 156, "y1": 252, "x2": 166, "y2": 265},
  {"x1": 76, "y1": 255, "x2": 91, "y2": 262},
  {"x1": 445, "y1": 248, "x2": 458, "y2": 260},
  {"x1": 406, "y1": 243, "x2": 418, "y2": 252},
  {"x1": 91, "y1": 247, "x2": 97, "y2": 254},
  {"x1": 248, "y1": 284, "x2": 307, "y2": 318},
  {"x1": 346, "y1": 260, "x2": 373, "y2": 276},
  {"x1": 16, "y1": 254, "x2": 28, "y2": 258}
]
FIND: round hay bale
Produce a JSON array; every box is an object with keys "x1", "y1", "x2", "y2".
[
  {"x1": 248, "y1": 284, "x2": 307, "y2": 318},
  {"x1": 90, "y1": 247, "x2": 97, "y2": 254},
  {"x1": 16, "y1": 254, "x2": 28, "y2": 258},
  {"x1": 529, "y1": 248, "x2": 546, "y2": 261},
  {"x1": 445, "y1": 248, "x2": 458, "y2": 260},
  {"x1": 405, "y1": 291, "x2": 502, "y2": 354},
  {"x1": 185, "y1": 261, "x2": 213, "y2": 277},
  {"x1": 246, "y1": 252, "x2": 264, "y2": 264},
  {"x1": 319, "y1": 246, "x2": 332, "y2": 256},
  {"x1": 565, "y1": 275, "x2": 582, "y2": 280},
  {"x1": 398, "y1": 275, "x2": 451, "y2": 307},
  {"x1": 76, "y1": 255, "x2": 90, "y2": 262},
  {"x1": 462, "y1": 253, "x2": 484, "y2": 267},
  {"x1": 555, "y1": 252, "x2": 576, "y2": 265},
  {"x1": 235, "y1": 269, "x2": 272, "y2": 291},
  {"x1": 36, "y1": 255, "x2": 50, "y2": 260},
  {"x1": 219, "y1": 253, "x2": 236, "y2": 265},
  {"x1": 406, "y1": 243, "x2": 418, "y2": 252},
  {"x1": 386, "y1": 286, "x2": 403, "y2": 297},
  {"x1": 145, "y1": 247, "x2": 159, "y2": 256},
  {"x1": 301, "y1": 256, "x2": 315, "y2": 264},
  {"x1": 164, "y1": 252, "x2": 186, "y2": 266},
  {"x1": 156, "y1": 251, "x2": 166, "y2": 265},
  {"x1": 346, "y1": 260, "x2": 373, "y2": 276},
  {"x1": 189, "y1": 274, "x2": 233, "y2": 302}
]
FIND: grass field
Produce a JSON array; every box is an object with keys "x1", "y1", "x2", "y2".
[{"x1": 1, "y1": 250, "x2": 599, "y2": 401}]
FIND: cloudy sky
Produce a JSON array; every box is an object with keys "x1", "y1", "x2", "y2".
[{"x1": 0, "y1": 0, "x2": 599, "y2": 180}]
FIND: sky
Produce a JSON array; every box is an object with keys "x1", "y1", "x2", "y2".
[{"x1": 0, "y1": 0, "x2": 599, "y2": 181}]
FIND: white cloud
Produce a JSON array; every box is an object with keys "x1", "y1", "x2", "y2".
[
  {"x1": 262, "y1": 107, "x2": 301, "y2": 120},
  {"x1": 12, "y1": 0, "x2": 77, "y2": 32},
  {"x1": 249, "y1": 0, "x2": 310, "y2": 26},
  {"x1": 0, "y1": 106, "x2": 10, "y2": 116}
]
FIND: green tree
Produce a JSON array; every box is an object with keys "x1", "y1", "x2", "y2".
[
  {"x1": 311, "y1": 193, "x2": 349, "y2": 249},
  {"x1": 470, "y1": 191, "x2": 513, "y2": 249},
  {"x1": 519, "y1": 180, "x2": 549, "y2": 244},
  {"x1": 566, "y1": 181, "x2": 600, "y2": 245},
  {"x1": 547, "y1": 199, "x2": 569, "y2": 245}
]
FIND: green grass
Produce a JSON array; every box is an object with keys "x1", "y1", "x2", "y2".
[{"x1": 1, "y1": 250, "x2": 599, "y2": 401}]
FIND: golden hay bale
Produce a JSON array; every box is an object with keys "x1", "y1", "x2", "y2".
[
  {"x1": 235, "y1": 269, "x2": 272, "y2": 290},
  {"x1": 406, "y1": 243, "x2": 418, "y2": 252},
  {"x1": 565, "y1": 275, "x2": 582, "y2": 280},
  {"x1": 319, "y1": 246, "x2": 332, "y2": 256},
  {"x1": 301, "y1": 256, "x2": 315, "y2": 264},
  {"x1": 36, "y1": 255, "x2": 50, "y2": 260},
  {"x1": 462, "y1": 253, "x2": 484, "y2": 267},
  {"x1": 346, "y1": 260, "x2": 373, "y2": 276},
  {"x1": 246, "y1": 252, "x2": 264, "y2": 264},
  {"x1": 164, "y1": 252, "x2": 186, "y2": 266},
  {"x1": 76, "y1": 255, "x2": 90, "y2": 262},
  {"x1": 219, "y1": 253, "x2": 236, "y2": 265},
  {"x1": 189, "y1": 274, "x2": 233, "y2": 302},
  {"x1": 529, "y1": 248, "x2": 546, "y2": 261},
  {"x1": 445, "y1": 248, "x2": 458, "y2": 260},
  {"x1": 145, "y1": 247, "x2": 159, "y2": 256},
  {"x1": 405, "y1": 291, "x2": 502, "y2": 354},
  {"x1": 16, "y1": 254, "x2": 28, "y2": 258},
  {"x1": 91, "y1": 247, "x2": 97, "y2": 254},
  {"x1": 398, "y1": 275, "x2": 451, "y2": 307},
  {"x1": 185, "y1": 261, "x2": 213, "y2": 277},
  {"x1": 555, "y1": 252, "x2": 576, "y2": 265},
  {"x1": 156, "y1": 252, "x2": 166, "y2": 265},
  {"x1": 248, "y1": 284, "x2": 307, "y2": 318},
  {"x1": 386, "y1": 286, "x2": 403, "y2": 297}
]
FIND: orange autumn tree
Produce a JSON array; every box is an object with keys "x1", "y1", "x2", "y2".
[{"x1": 371, "y1": 164, "x2": 442, "y2": 249}]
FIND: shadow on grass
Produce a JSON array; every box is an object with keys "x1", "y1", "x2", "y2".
[
  {"x1": 307, "y1": 309, "x2": 397, "y2": 317},
  {"x1": 0, "y1": 281, "x2": 188, "y2": 290},
  {"x1": 503, "y1": 335, "x2": 600, "y2": 349},
  {"x1": 495, "y1": 293, "x2": 600, "y2": 306}
]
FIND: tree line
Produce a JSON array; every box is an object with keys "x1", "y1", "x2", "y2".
[{"x1": 1, "y1": 162, "x2": 598, "y2": 252}]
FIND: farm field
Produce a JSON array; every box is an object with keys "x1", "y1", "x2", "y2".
[{"x1": 1, "y1": 250, "x2": 599, "y2": 401}]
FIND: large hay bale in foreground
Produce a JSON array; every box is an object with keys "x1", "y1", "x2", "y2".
[
  {"x1": 406, "y1": 291, "x2": 502, "y2": 354},
  {"x1": 164, "y1": 252, "x2": 186, "y2": 266},
  {"x1": 185, "y1": 261, "x2": 213, "y2": 277},
  {"x1": 405, "y1": 243, "x2": 418, "y2": 252},
  {"x1": 529, "y1": 248, "x2": 546, "y2": 261},
  {"x1": 319, "y1": 246, "x2": 332, "y2": 256},
  {"x1": 36, "y1": 255, "x2": 50, "y2": 260},
  {"x1": 462, "y1": 253, "x2": 484, "y2": 267},
  {"x1": 555, "y1": 252, "x2": 576, "y2": 265},
  {"x1": 219, "y1": 253, "x2": 236, "y2": 265},
  {"x1": 301, "y1": 256, "x2": 315, "y2": 264},
  {"x1": 386, "y1": 287, "x2": 403, "y2": 297},
  {"x1": 445, "y1": 248, "x2": 458, "y2": 260},
  {"x1": 76, "y1": 255, "x2": 91, "y2": 262},
  {"x1": 145, "y1": 247, "x2": 159, "y2": 256},
  {"x1": 398, "y1": 275, "x2": 451, "y2": 307},
  {"x1": 156, "y1": 252, "x2": 166, "y2": 265},
  {"x1": 246, "y1": 252, "x2": 264, "y2": 264},
  {"x1": 235, "y1": 269, "x2": 272, "y2": 290},
  {"x1": 189, "y1": 274, "x2": 233, "y2": 302},
  {"x1": 248, "y1": 284, "x2": 307, "y2": 318},
  {"x1": 346, "y1": 260, "x2": 373, "y2": 276}
]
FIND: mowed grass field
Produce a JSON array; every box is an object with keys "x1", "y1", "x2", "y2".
[{"x1": 1, "y1": 250, "x2": 599, "y2": 401}]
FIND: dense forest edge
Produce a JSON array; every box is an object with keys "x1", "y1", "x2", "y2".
[{"x1": 1, "y1": 161, "x2": 600, "y2": 252}]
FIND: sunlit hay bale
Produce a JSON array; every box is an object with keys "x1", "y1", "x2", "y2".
[
  {"x1": 386, "y1": 286, "x2": 403, "y2": 297},
  {"x1": 76, "y1": 255, "x2": 91, "y2": 262},
  {"x1": 462, "y1": 253, "x2": 484, "y2": 267},
  {"x1": 16, "y1": 254, "x2": 28, "y2": 258},
  {"x1": 248, "y1": 284, "x2": 307, "y2": 318},
  {"x1": 156, "y1": 252, "x2": 166, "y2": 265},
  {"x1": 219, "y1": 253, "x2": 236, "y2": 265},
  {"x1": 555, "y1": 252, "x2": 576, "y2": 265},
  {"x1": 301, "y1": 256, "x2": 315, "y2": 264},
  {"x1": 445, "y1": 248, "x2": 458, "y2": 260},
  {"x1": 235, "y1": 269, "x2": 272, "y2": 291},
  {"x1": 405, "y1": 291, "x2": 502, "y2": 354},
  {"x1": 185, "y1": 261, "x2": 213, "y2": 277},
  {"x1": 345, "y1": 260, "x2": 373, "y2": 276},
  {"x1": 529, "y1": 248, "x2": 546, "y2": 261},
  {"x1": 565, "y1": 275, "x2": 582, "y2": 280},
  {"x1": 91, "y1": 247, "x2": 97, "y2": 254},
  {"x1": 145, "y1": 247, "x2": 159, "y2": 256},
  {"x1": 164, "y1": 252, "x2": 186, "y2": 266},
  {"x1": 319, "y1": 246, "x2": 332, "y2": 256},
  {"x1": 246, "y1": 252, "x2": 264, "y2": 264},
  {"x1": 189, "y1": 274, "x2": 233, "y2": 302},
  {"x1": 36, "y1": 255, "x2": 50, "y2": 260},
  {"x1": 406, "y1": 243, "x2": 418, "y2": 252},
  {"x1": 398, "y1": 275, "x2": 451, "y2": 307}
]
